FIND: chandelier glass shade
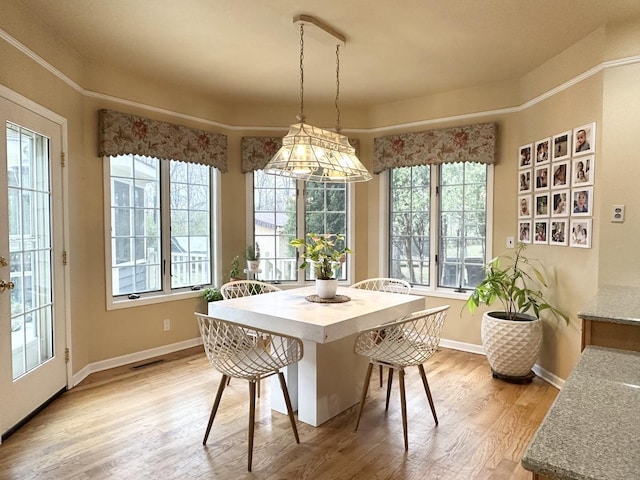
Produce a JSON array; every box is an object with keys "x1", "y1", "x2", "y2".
[{"x1": 264, "y1": 15, "x2": 372, "y2": 183}]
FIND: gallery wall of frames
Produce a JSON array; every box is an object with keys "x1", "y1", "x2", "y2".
[{"x1": 517, "y1": 122, "x2": 596, "y2": 248}]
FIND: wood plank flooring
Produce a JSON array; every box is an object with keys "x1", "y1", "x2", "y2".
[{"x1": 0, "y1": 347, "x2": 557, "y2": 479}]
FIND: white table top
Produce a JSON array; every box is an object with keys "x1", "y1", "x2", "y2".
[{"x1": 207, "y1": 285, "x2": 425, "y2": 344}]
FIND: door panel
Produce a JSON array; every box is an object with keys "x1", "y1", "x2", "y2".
[{"x1": 0, "y1": 96, "x2": 67, "y2": 440}]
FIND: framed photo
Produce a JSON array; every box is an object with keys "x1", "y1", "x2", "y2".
[
  {"x1": 534, "y1": 165, "x2": 549, "y2": 191},
  {"x1": 534, "y1": 220, "x2": 549, "y2": 245},
  {"x1": 571, "y1": 186, "x2": 593, "y2": 216},
  {"x1": 519, "y1": 144, "x2": 533, "y2": 169},
  {"x1": 534, "y1": 193, "x2": 550, "y2": 217},
  {"x1": 552, "y1": 130, "x2": 571, "y2": 161},
  {"x1": 570, "y1": 218, "x2": 592, "y2": 248},
  {"x1": 518, "y1": 220, "x2": 532, "y2": 244},
  {"x1": 551, "y1": 189, "x2": 570, "y2": 217},
  {"x1": 572, "y1": 122, "x2": 596, "y2": 156},
  {"x1": 518, "y1": 195, "x2": 532, "y2": 218},
  {"x1": 571, "y1": 155, "x2": 594, "y2": 187},
  {"x1": 518, "y1": 169, "x2": 532, "y2": 194},
  {"x1": 534, "y1": 138, "x2": 551, "y2": 165},
  {"x1": 550, "y1": 219, "x2": 569, "y2": 246},
  {"x1": 551, "y1": 161, "x2": 569, "y2": 189}
]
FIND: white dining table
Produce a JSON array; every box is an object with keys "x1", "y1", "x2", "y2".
[{"x1": 207, "y1": 285, "x2": 425, "y2": 427}]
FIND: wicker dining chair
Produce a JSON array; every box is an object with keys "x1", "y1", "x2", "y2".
[
  {"x1": 349, "y1": 278, "x2": 412, "y2": 387},
  {"x1": 195, "y1": 313, "x2": 303, "y2": 472},
  {"x1": 353, "y1": 305, "x2": 449, "y2": 450},
  {"x1": 219, "y1": 280, "x2": 282, "y2": 396}
]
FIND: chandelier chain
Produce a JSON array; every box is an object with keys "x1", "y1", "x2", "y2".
[
  {"x1": 298, "y1": 23, "x2": 305, "y2": 123},
  {"x1": 335, "y1": 44, "x2": 341, "y2": 133}
]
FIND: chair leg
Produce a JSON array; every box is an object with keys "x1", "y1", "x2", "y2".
[
  {"x1": 203, "y1": 374, "x2": 228, "y2": 444},
  {"x1": 379, "y1": 365, "x2": 383, "y2": 387},
  {"x1": 418, "y1": 364, "x2": 438, "y2": 425},
  {"x1": 257, "y1": 376, "x2": 261, "y2": 398},
  {"x1": 399, "y1": 368, "x2": 408, "y2": 450},
  {"x1": 385, "y1": 367, "x2": 394, "y2": 411},
  {"x1": 248, "y1": 380, "x2": 256, "y2": 472},
  {"x1": 354, "y1": 362, "x2": 373, "y2": 431},
  {"x1": 278, "y1": 371, "x2": 300, "y2": 443}
]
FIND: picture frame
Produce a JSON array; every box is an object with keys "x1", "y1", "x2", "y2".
[
  {"x1": 518, "y1": 220, "x2": 532, "y2": 244},
  {"x1": 534, "y1": 138, "x2": 551, "y2": 165},
  {"x1": 551, "y1": 160, "x2": 569, "y2": 190},
  {"x1": 518, "y1": 144, "x2": 533, "y2": 169},
  {"x1": 551, "y1": 189, "x2": 570, "y2": 217},
  {"x1": 571, "y1": 155, "x2": 594, "y2": 187},
  {"x1": 550, "y1": 219, "x2": 569, "y2": 246},
  {"x1": 552, "y1": 130, "x2": 571, "y2": 161},
  {"x1": 534, "y1": 165, "x2": 550, "y2": 191},
  {"x1": 534, "y1": 220, "x2": 549, "y2": 245},
  {"x1": 571, "y1": 186, "x2": 593, "y2": 216},
  {"x1": 518, "y1": 195, "x2": 532, "y2": 219},
  {"x1": 570, "y1": 218, "x2": 592, "y2": 248},
  {"x1": 572, "y1": 122, "x2": 596, "y2": 157},
  {"x1": 518, "y1": 168, "x2": 532, "y2": 194},
  {"x1": 534, "y1": 193, "x2": 550, "y2": 217}
]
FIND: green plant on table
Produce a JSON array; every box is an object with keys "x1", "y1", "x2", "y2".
[{"x1": 290, "y1": 233, "x2": 351, "y2": 280}]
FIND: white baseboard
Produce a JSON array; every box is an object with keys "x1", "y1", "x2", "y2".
[
  {"x1": 71, "y1": 337, "x2": 203, "y2": 387},
  {"x1": 439, "y1": 337, "x2": 564, "y2": 389}
]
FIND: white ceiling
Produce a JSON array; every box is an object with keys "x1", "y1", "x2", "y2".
[{"x1": 16, "y1": 0, "x2": 640, "y2": 108}]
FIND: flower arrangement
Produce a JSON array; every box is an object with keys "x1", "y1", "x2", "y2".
[{"x1": 290, "y1": 233, "x2": 351, "y2": 280}]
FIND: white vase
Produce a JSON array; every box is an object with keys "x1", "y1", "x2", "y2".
[
  {"x1": 316, "y1": 278, "x2": 338, "y2": 299},
  {"x1": 481, "y1": 311, "x2": 543, "y2": 380}
]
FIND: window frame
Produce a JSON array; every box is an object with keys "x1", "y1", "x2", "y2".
[
  {"x1": 246, "y1": 173, "x2": 355, "y2": 286},
  {"x1": 103, "y1": 156, "x2": 221, "y2": 310},
  {"x1": 380, "y1": 163, "x2": 494, "y2": 300}
]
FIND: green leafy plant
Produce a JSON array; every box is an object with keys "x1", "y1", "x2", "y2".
[
  {"x1": 203, "y1": 287, "x2": 223, "y2": 302},
  {"x1": 245, "y1": 243, "x2": 260, "y2": 261},
  {"x1": 290, "y1": 233, "x2": 351, "y2": 280},
  {"x1": 230, "y1": 255, "x2": 241, "y2": 279},
  {"x1": 464, "y1": 242, "x2": 568, "y2": 323}
]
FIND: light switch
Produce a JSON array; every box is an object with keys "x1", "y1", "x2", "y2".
[{"x1": 611, "y1": 205, "x2": 625, "y2": 223}]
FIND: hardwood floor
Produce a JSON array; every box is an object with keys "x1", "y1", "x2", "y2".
[{"x1": 0, "y1": 347, "x2": 557, "y2": 479}]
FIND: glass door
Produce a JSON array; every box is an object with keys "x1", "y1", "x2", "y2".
[{"x1": 0, "y1": 95, "x2": 67, "y2": 441}]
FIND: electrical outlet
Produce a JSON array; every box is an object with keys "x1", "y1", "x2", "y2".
[
  {"x1": 611, "y1": 205, "x2": 625, "y2": 223},
  {"x1": 163, "y1": 318, "x2": 171, "y2": 331},
  {"x1": 506, "y1": 236, "x2": 515, "y2": 248}
]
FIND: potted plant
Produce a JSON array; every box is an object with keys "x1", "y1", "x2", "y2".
[
  {"x1": 464, "y1": 242, "x2": 568, "y2": 383},
  {"x1": 229, "y1": 255, "x2": 241, "y2": 281},
  {"x1": 245, "y1": 243, "x2": 260, "y2": 274},
  {"x1": 290, "y1": 233, "x2": 351, "y2": 299},
  {"x1": 203, "y1": 286, "x2": 223, "y2": 303}
]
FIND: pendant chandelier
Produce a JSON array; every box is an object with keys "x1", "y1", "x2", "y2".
[{"x1": 264, "y1": 15, "x2": 372, "y2": 183}]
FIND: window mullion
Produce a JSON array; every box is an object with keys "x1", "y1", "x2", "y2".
[
  {"x1": 296, "y1": 180, "x2": 306, "y2": 283},
  {"x1": 160, "y1": 160, "x2": 172, "y2": 293},
  {"x1": 431, "y1": 165, "x2": 441, "y2": 289}
]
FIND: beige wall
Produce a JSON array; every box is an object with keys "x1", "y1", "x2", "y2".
[{"x1": 2, "y1": 2, "x2": 640, "y2": 381}]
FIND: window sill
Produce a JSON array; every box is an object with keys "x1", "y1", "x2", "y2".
[
  {"x1": 410, "y1": 286, "x2": 472, "y2": 301},
  {"x1": 107, "y1": 289, "x2": 203, "y2": 311}
]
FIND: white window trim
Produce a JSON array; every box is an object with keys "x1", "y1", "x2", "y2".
[
  {"x1": 246, "y1": 173, "x2": 355, "y2": 286},
  {"x1": 103, "y1": 159, "x2": 221, "y2": 310},
  {"x1": 378, "y1": 164, "x2": 494, "y2": 301}
]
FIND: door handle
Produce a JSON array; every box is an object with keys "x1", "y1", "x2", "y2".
[{"x1": 0, "y1": 279, "x2": 15, "y2": 291}]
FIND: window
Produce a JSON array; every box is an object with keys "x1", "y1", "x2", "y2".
[
  {"x1": 389, "y1": 162, "x2": 489, "y2": 292},
  {"x1": 252, "y1": 170, "x2": 350, "y2": 283},
  {"x1": 106, "y1": 154, "x2": 214, "y2": 300}
]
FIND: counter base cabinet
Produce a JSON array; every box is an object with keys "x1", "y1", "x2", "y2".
[{"x1": 582, "y1": 319, "x2": 640, "y2": 352}]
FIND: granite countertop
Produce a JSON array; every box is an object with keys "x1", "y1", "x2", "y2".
[
  {"x1": 577, "y1": 285, "x2": 640, "y2": 326},
  {"x1": 521, "y1": 346, "x2": 640, "y2": 480}
]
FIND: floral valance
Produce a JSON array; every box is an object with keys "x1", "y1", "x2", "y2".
[
  {"x1": 241, "y1": 136, "x2": 361, "y2": 173},
  {"x1": 373, "y1": 122, "x2": 497, "y2": 173},
  {"x1": 98, "y1": 109, "x2": 228, "y2": 172}
]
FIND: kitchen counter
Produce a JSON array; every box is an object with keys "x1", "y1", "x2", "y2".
[
  {"x1": 577, "y1": 285, "x2": 640, "y2": 351},
  {"x1": 521, "y1": 346, "x2": 640, "y2": 480}
]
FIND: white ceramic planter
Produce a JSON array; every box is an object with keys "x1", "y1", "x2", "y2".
[
  {"x1": 246, "y1": 260, "x2": 260, "y2": 273},
  {"x1": 481, "y1": 311, "x2": 543, "y2": 379},
  {"x1": 315, "y1": 279, "x2": 338, "y2": 299}
]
